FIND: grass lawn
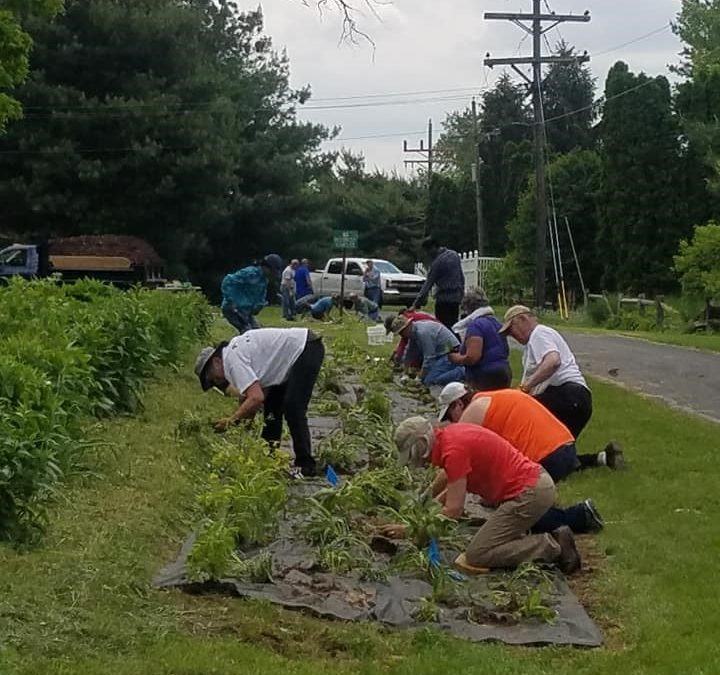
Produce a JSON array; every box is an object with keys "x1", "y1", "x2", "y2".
[{"x1": 1, "y1": 308, "x2": 719, "y2": 674}]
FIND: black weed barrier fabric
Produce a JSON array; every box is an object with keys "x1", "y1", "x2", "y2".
[{"x1": 154, "y1": 478, "x2": 602, "y2": 647}]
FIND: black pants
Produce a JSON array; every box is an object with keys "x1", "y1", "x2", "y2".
[
  {"x1": 262, "y1": 336, "x2": 324, "y2": 474},
  {"x1": 435, "y1": 301, "x2": 460, "y2": 330},
  {"x1": 535, "y1": 382, "x2": 593, "y2": 439},
  {"x1": 468, "y1": 363, "x2": 512, "y2": 392}
]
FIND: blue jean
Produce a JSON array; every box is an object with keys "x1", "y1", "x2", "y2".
[
  {"x1": 281, "y1": 287, "x2": 296, "y2": 320},
  {"x1": 531, "y1": 503, "x2": 590, "y2": 534},
  {"x1": 222, "y1": 306, "x2": 259, "y2": 334},
  {"x1": 422, "y1": 357, "x2": 465, "y2": 386},
  {"x1": 365, "y1": 286, "x2": 382, "y2": 307},
  {"x1": 539, "y1": 443, "x2": 580, "y2": 482}
]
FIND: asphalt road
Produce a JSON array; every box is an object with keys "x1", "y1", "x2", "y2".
[{"x1": 559, "y1": 332, "x2": 720, "y2": 423}]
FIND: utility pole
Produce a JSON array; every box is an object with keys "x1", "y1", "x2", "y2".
[
  {"x1": 403, "y1": 118, "x2": 433, "y2": 175},
  {"x1": 484, "y1": 2, "x2": 590, "y2": 309},
  {"x1": 471, "y1": 98, "x2": 484, "y2": 256},
  {"x1": 403, "y1": 118, "x2": 434, "y2": 237}
]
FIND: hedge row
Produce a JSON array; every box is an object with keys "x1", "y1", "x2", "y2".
[{"x1": 0, "y1": 278, "x2": 213, "y2": 540}]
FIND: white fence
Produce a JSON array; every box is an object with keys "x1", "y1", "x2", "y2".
[{"x1": 414, "y1": 251, "x2": 502, "y2": 292}]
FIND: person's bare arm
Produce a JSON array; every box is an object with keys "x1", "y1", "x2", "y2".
[
  {"x1": 442, "y1": 477, "x2": 467, "y2": 519},
  {"x1": 214, "y1": 381, "x2": 265, "y2": 431},
  {"x1": 521, "y1": 351, "x2": 560, "y2": 393},
  {"x1": 449, "y1": 336, "x2": 484, "y2": 365},
  {"x1": 430, "y1": 469, "x2": 448, "y2": 497},
  {"x1": 459, "y1": 397, "x2": 491, "y2": 426}
]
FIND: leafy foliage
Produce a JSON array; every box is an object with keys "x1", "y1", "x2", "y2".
[
  {"x1": 187, "y1": 424, "x2": 290, "y2": 582},
  {"x1": 0, "y1": 278, "x2": 211, "y2": 540},
  {"x1": 0, "y1": 0, "x2": 61, "y2": 131},
  {"x1": 596, "y1": 62, "x2": 694, "y2": 293},
  {"x1": 675, "y1": 222, "x2": 720, "y2": 300}
]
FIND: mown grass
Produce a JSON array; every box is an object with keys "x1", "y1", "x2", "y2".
[{"x1": 1, "y1": 307, "x2": 719, "y2": 674}]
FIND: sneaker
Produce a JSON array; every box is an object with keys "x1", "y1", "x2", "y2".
[
  {"x1": 288, "y1": 467, "x2": 304, "y2": 480},
  {"x1": 551, "y1": 526, "x2": 582, "y2": 574},
  {"x1": 604, "y1": 442, "x2": 625, "y2": 470},
  {"x1": 582, "y1": 498, "x2": 605, "y2": 532}
]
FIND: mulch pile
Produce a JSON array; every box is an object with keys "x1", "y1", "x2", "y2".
[{"x1": 49, "y1": 235, "x2": 162, "y2": 266}]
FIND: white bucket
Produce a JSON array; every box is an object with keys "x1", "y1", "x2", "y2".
[{"x1": 366, "y1": 325, "x2": 387, "y2": 346}]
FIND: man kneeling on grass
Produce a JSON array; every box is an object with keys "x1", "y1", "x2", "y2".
[
  {"x1": 195, "y1": 327, "x2": 324, "y2": 478},
  {"x1": 383, "y1": 417, "x2": 582, "y2": 574}
]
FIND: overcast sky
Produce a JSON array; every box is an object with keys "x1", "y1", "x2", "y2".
[{"x1": 258, "y1": 0, "x2": 684, "y2": 173}]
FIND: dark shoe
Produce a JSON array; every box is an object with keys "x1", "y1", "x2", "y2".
[
  {"x1": 298, "y1": 463, "x2": 317, "y2": 478},
  {"x1": 604, "y1": 441, "x2": 625, "y2": 470},
  {"x1": 551, "y1": 526, "x2": 582, "y2": 574},
  {"x1": 582, "y1": 498, "x2": 604, "y2": 532}
]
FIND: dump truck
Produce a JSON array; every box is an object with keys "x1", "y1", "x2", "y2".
[{"x1": 0, "y1": 235, "x2": 165, "y2": 287}]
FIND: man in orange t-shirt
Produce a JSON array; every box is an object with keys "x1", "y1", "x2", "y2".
[
  {"x1": 382, "y1": 418, "x2": 581, "y2": 573},
  {"x1": 437, "y1": 383, "x2": 623, "y2": 481}
]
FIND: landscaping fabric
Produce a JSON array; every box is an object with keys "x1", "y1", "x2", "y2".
[{"x1": 154, "y1": 480, "x2": 602, "y2": 648}]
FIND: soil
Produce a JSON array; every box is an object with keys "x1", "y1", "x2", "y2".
[{"x1": 49, "y1": 235, "x2": 163, "y2": 266}]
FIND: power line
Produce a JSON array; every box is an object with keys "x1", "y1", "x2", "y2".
[
  {"x1": 18, "y1": 92, "x2": 485, "y2": 118},
  {"x1": 326, "y1": 130, "x2": 426, "y2": 142},
  {"x1": 20, "y1": 87, "x2": 487, "y2": 113},
  {"x1": 309, "y1": 86, "x2": 483, "y2": 101},
  {"x1": 592, "y1": 22, "x2": 672, "y2": 57},
  {"x1": 302, "y1": 93, "x2": 484, "y2": 110}
]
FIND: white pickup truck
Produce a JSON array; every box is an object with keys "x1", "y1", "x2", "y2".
[{"x1": 310, "y1": 258, "x2": 426, "y2": 306}]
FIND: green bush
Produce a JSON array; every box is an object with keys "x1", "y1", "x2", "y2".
[
  {"x1": 0, "y1": 278, "x2": 212, "y2": 540},
  {"x1": 586, "y1": 298, "x2": 611, "y2": 326}
]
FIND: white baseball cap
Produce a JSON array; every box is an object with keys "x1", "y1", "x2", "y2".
[{"x1": 437, "y1": 382, "x2": 469, "y2": 421}]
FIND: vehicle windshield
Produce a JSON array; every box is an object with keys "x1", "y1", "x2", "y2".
[
  {"x1": 371, "y1": 260, "x2": 401, "y2": 274},
  {"x1": 0, "y1": 248, "x2": 26, "y2": 266}
]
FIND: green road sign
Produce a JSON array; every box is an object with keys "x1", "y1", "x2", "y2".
[{"x1": 333, "y1": 230, "x2": 358, "y2": 249}]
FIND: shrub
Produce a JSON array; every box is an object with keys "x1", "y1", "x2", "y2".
[{"x1": 0, "y1": 279, "x2": 212, "y2": 540}]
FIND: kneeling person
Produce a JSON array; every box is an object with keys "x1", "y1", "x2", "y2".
[
  {"x1": 390, "y1": 417, "x2": 581, "y2": 573},
  {"x1": 439, "y1": 384, "x2": 623, "y2": 480},
  {"x1": 195, "y1": 328, "x2": 324, "y2": 476}
]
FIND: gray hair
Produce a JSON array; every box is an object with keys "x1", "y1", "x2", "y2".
[{"x1": 461, "y1": 288, "x2": 489, "y2": 314}]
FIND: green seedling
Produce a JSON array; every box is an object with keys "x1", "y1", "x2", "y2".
[
  {"x1": 485, "y1": 563, "x2": 557, "y2": 624},
  {"x1": 316, "y1": 430, "x2": 363, "y2": 472},
  {"x1": 414, "y1": 597, "x2": 440, "y2": 623},
  {"x1": 383, "y1": 493, "x2": 456, "y2": 548},
  {"x1": 228, "y1": 551, "x2": 274, "y2": 583}
]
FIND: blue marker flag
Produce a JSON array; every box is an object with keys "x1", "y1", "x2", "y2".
[
  {"x1": 325, "y1": 465, "x2": 340, "y2": 487},
  {"x1": 428, "y1": 538, "x2": 441, "y2": 568}
]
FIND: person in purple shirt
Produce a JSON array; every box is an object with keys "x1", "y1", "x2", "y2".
[
  {"x1": 449, "y1": 290, "x2": 511, "y2": 390},
  {"x1": 295, "y1": 258, "x2": 314, "y2": 300}
]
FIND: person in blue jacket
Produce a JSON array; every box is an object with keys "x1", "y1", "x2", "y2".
[{"x1": 220, "y1": 254, "x2": 283, "y2": 334}]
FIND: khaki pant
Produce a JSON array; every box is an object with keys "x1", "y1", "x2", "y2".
[{"x1": 465, "y1": 470, "x2": 561, "y2": 568}]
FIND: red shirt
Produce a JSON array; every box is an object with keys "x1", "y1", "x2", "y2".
[{"x1": 431, "y1": 424, "x2": 541, "y2": 505}]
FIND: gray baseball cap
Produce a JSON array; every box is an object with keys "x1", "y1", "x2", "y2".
[{"x1": 195, "y1": 345, "x2": 222, "y2": 391}]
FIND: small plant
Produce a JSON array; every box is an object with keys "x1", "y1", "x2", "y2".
[
  {"x1": 316, "y1": 430, "x2": 362, "y2": 472},
  {"x1": 414, "y1": 597, "x2": 440, "y2": 623},
  {"x1": 384, "y1": 493, "x2": 456, "y2": 548},
  {"x1": 363, "y1": 389, "x2": 391, "y2": 421},
  {"x1": 187, "y1": 520, "x2": 237, "y2": 582},
  {"x1": 175, "y1": 410, "x2": 207, "y2": 439},
  {"x1": 228, "y1": 551, "x2": 274, "y2": 583},
  {"x1": 486, "y1": 563, "x2": 557, "y2": 624}
]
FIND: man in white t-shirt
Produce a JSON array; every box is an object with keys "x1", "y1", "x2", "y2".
[
  {"x1": 499, "y1": 305, "x2": 593, "y2": 439},
  {"x1": 280, "y1": 259, "x2": 299, "y2": 322},
  {"x1": 194, "y1": 327, "x2": 324, "y2": 476}
]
